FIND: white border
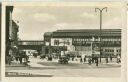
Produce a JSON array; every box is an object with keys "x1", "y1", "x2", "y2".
[
  {"x1": 1, "y1": 1, "x2": 127, "y2": 82},
  {"x1": 121, "y1": 1, "x2": 127, "y2": 82},
  {"x1": 1, "y1": 1, "x2": 6, "y2": 81}
]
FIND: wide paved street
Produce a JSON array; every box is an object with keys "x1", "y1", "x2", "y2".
[{"x1": 6, "y1": 56, "x2": 121, "y2": 77}]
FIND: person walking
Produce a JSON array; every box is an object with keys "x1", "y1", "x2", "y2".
[
  {"x1": 72, "y1": 56, "x2": 74, "y2": 61},
  {"x1": 15, "y1": 50, "x2": 20, "y2": 64},
  {"x1": 15, "y1": 55, "x2": 19, "y2": 64},
  {"x1": 88, "y1": 56, "x2": 92, "y2": 65},
  {"x1": 8, "y1": 55, "x2": 12, "y2": 65},
  {"x1": 92, "y1": 57, "x2": 94, "y2": 63},
  {"x1": 80, "y1": 56, "x2": 83, "y2": 63},
  {"x1": 110, "y1": 56, "x2": 112, "y2": 62},
  {"x1": 24, "y1": 54, "x2": 29, "y2": 66},
  {"x1": 19, "y1": 52, "x2": 23, "y2": 64},
  {"x1": 117, "y1": 55, "x2": 121, "y2": 63},
  {"x1": 106, "y1": 57, "x2": 108, "y2": 63},
  {"x1": 95, "y1": 57, "x2": 98, "y2": 66},
  {"x1": 84, "y1": 55, "x2": 86, "y2": 62}
]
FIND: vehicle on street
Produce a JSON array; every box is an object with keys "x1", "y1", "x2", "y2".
[{"x1": 58, "y1": 55, "x2": 69, "y2": 64}]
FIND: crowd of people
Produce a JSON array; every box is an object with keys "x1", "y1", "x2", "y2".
[
  {"x1": 6, "y1": 50, "x2": 29, "y2": 66},
  {"x1": 80, "y1": 56, "x2": 99, "y2": 66},
  {"x1": 40, "y1": 53, "x2": 121, "y2": 66},
  {"x1": 6, "y1": 50, "x2": 121, "y2": 67}
]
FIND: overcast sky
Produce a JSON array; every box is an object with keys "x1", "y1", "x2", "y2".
[{"x1": 12, "y1": 2, "x2": 122, "y2": 40}]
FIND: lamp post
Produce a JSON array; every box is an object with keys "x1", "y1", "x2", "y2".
[{"x1": 95, "y1": 7, "x2": 107, "y2": 63}]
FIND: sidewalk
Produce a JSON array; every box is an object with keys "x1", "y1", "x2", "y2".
[{"x1": 6, "y1": 61, "x2": 26, "y2": 67}]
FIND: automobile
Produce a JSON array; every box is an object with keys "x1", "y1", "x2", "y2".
[
  {"x1": 58, "y1": 55, "x2": 69, "y2": 64},
  {"x1": 48, "y1": 55, "x2": 52, "y2": 61},
  {"x1": 40, "y1": 54, "x2": 46, "y2": 59}
]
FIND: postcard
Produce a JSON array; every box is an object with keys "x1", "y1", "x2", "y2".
[{"x1": 1, "y1": 1, "x2": 127, "y2": 82}]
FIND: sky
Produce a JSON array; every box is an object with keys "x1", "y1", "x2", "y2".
[{"x1": 12, "y1": 2, "x2": 123, "y2": 40}]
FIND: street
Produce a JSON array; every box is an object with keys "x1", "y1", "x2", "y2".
[{"x1": 6, "y1": 56, "x2": 121, "y2": 77}]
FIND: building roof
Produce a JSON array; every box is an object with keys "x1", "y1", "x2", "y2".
[
  {"x1": 55, "y1": 29, "x2": 121, "y2": 32},
  {"x1": 52, "y1": 29, "x2": 121, "y2": 37}
]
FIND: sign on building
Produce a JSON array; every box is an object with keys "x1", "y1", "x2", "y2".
[{"x1": 45, "y1": 42, "x2": 50, "y2": 46}]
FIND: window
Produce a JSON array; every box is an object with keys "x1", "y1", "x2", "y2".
[
  {"x1": 74, "y1": 39, "x2": 76, "y2": 41},
  {"x1": 112, "y1": 50, "x2": 114, "y2": 52}
]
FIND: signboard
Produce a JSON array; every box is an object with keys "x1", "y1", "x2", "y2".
[
  {"x1": 80, "y1": 51, "x2": 92, "y2": 56},
  {"x1": 22, "y1": 42, "x2": 27, "y2": 45},
  {"x1": 67, "y1": 46, "x2": 75, "y2": 51},
  {"x1": 92, "y1": 43, "x2": 100, "y2": 54},
  {"x1": 45, "y1": 42, "x2": 49, "y2": 46},
  {"x1": 92, "y1": 51, "x2": 100, "y2": 54}
]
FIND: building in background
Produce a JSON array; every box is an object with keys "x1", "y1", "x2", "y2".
[
  {"x1": 6, "y1": 6, "x2": 19, "y2": 63},
  {"x1": 6, "y1": 6, "x2": 14, "y2": 57},
  {"x1": 44, "y1": 29, "x2": 121, "y2": 58},
  {"x1": 11, "y1": 20, "x2": 19, "y2": 48},
  {"x1": 18, "y1": 40, "x2": 44, "y2": 55},
  {"x1": 10, "y1": 20, "x2": 19, "y2": 57},
  {"x1": 44, "y1": 32, "x2": 53, "y2": 55}
]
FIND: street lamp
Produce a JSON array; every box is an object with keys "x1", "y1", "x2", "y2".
[{"x1": 95, "y1": 7, "x2": 107, "y2": 63}]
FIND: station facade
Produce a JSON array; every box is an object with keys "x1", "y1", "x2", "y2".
[{"x1": 44, "y1": 29, "x2": 121, "y2": 57}]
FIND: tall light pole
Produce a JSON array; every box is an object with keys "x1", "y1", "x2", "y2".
[{"x1": 95, "y1": 7, "x2": 107, "y2": 63}]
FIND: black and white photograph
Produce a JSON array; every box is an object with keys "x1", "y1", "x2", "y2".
[{"x1": 2, "y1": 2, "x2": 127, "y2": 82}]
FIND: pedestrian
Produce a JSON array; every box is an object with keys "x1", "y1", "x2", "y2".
[
  {"x1": 15, "y1": 50, "x2": 19, "y2": 63},
  {"x1": 19, "y1": 52, "x2": 23, "y2": 64},
  {"x1": 8, "y1": 55, "x2": 12, "y2": 65},
  {"x1": 15, "y1": 55, "x2": 19, "y2": 64},
  {"x1": 80, "y1": 56, "x2": 83, "y2": 63},
  {"x1": 110, "y1": 56, "x2": 112, "y2": 62},
  {"x1": 15, "y1": 56, "x2": 18, "y2": 61},
  {"x1": 117, "y1": 55, "x2": 121, "y2": 63},
  {"x1": 81, "y1": 54, "x2": 85, "y2": 64},
  {"x1": 19, "y1": 56, "x2": 22, "y2": 64},
  {"x1": 50, "y1": 55, "x2": 52, "y2": 61},
  {"x1": 95, "y1": 57, "x2": 98, "y2": 66},
  {"x1": 24, "y1": 55, "x2": 29, "y2": 66},
  {"x1": 84, "y1": 56, "x2": 86, "y2": 62},
  {"x1": 106, "y1": 57, "x2": 108, "y2": 63},
  {"x1": 25, "y1": 55, "x2": 29, "y2": 62},
  {"x1": 88, "y1": 56, "x2": 92, "y2": 65},
  {"x1": 92, "y1": 57, "x2": 94, "y2": 63},
  {"x1": 72, "y1": 56, "x2": 74, "y2": 61}
]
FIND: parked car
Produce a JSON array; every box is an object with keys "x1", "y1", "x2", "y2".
[{"x1": 58, "y1": 55, "x2": 69, "y2": 64}]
